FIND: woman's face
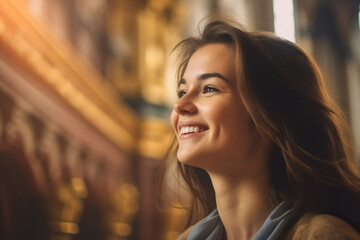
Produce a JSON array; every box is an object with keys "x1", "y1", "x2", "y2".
[{"x1": 170, "y1": 43, "x2": 268, "y2": 175}]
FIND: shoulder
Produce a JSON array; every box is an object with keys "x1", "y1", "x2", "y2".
[{"x1": 284, "y1": 213, "x2": 360, "y2": 240}]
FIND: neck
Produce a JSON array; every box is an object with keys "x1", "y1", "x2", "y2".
[{"x1": 209, "y1": 164, "x2": 275, "y2": 240}]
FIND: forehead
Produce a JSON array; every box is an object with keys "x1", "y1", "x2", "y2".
[
  {"x1": 189, "y1": 43, "x2": 234, "y2": 67},
  {"x1": 182, "y1": 43, "x2": 235, "y2": 82}
]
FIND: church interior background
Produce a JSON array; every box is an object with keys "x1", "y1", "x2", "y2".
[{"x1": 0, "y1": 0, "x2": 359, "y2": 239}]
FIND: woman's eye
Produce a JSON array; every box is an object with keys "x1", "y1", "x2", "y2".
[
  {"x1": 177, "y1": 90, "x2": 186, "y2": 98},
  {"x1": 203, "y1": 86, "x2": 219, "y2": 93}
]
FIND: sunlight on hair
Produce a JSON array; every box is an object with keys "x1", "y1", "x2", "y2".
[{"x1": 273, "y1": 0, "x2": 296, "y2": 42}]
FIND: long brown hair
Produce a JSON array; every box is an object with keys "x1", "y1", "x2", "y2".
[{"x1": 158, "y1": 20, "x2": 360, "y2": 231}]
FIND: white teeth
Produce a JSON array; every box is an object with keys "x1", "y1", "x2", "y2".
[{"x1": 180, "y1": 126, "x2": 201, "y2": 134}]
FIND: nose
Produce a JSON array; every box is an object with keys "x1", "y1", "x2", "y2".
[{"x1": 173, "y1": 95, "x2": 197, "y2": 114}]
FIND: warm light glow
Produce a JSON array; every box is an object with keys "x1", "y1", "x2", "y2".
[{"x1": 273, "y1": 0, "x2": 296, "y2": 42}]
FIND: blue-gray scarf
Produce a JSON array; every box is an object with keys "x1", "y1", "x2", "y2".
[{"x1": 187, "y1": 201, "x2": 294, "y2": 240}]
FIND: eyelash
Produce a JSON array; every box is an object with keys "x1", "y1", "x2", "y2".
[
  {"x1": 177, "y1": 90, "x2": 186, "y2": 98},
  {"x1": 177, "y1": 86, "x2": 219, "y2": 98},
  {"x1": 203, "y1": 86, "x2": 219, "y2": 93}
]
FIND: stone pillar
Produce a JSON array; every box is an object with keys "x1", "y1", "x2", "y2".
[
  {"x1": 217, "y1": 0, "x2": 274, "y2": 31},
  {"x1": 294, "y1": 0, "x2": 360, "y2": 163}
]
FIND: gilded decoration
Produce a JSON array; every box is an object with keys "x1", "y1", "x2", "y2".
[
  {"x1": 107, "y1": 183, "x2": 139, "y2": 239},
  {"x1": 106, "y1": 0, "x2": 142, "y2": 98},
  {"x1": 137, "y1": 119, "x2": 173, "y2": 160},
  {"x1": 0, "y1": 0, "x2": 137, "y2": 153},
  {"x1": 137, "y1": 0, "x2": 186, "y2": 106}
]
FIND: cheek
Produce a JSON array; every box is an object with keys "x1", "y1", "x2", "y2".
[
  {"x1": 206, "y1": 100, "x2": 246, "y2": 128},
  {"x1": 215, "y1": 104, "x2": 251, "y2": 142}
]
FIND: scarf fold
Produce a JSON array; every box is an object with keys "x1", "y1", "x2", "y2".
[{"x1": 187, "y1": 201, "x2": 294, "y2": 240}]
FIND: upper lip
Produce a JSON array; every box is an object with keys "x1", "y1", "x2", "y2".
[{"x1": 177, "y1": 121, "x2": 209, "y2": 134}]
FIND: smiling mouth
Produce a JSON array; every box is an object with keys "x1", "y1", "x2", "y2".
[{"x1": 179, "y1": 126, "x2": 208, "y2": 135}]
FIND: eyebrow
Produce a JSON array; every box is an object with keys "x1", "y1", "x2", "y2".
[{"x1": 178, "y1": 73, "x2": 229, "y2": 88}]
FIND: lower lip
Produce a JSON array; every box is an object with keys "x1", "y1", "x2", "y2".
[{"x1": 179, "y1": 130, "x2": 207, "y2": 139}]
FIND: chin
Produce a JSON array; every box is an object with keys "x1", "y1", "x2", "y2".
[
  {"x1": 177, "y1": 153, "x2": 210, "y2": 169},
  {"x1": 177, "y1": 156, "x2": 194, "y2": 166},
  {"x1": 177, "y1": 154, "x2": 197, "y2": 166}
]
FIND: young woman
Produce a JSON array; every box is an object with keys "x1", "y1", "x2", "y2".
[{"x1": 159, "y1": 20, "x2": 360, "y2": 239}]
